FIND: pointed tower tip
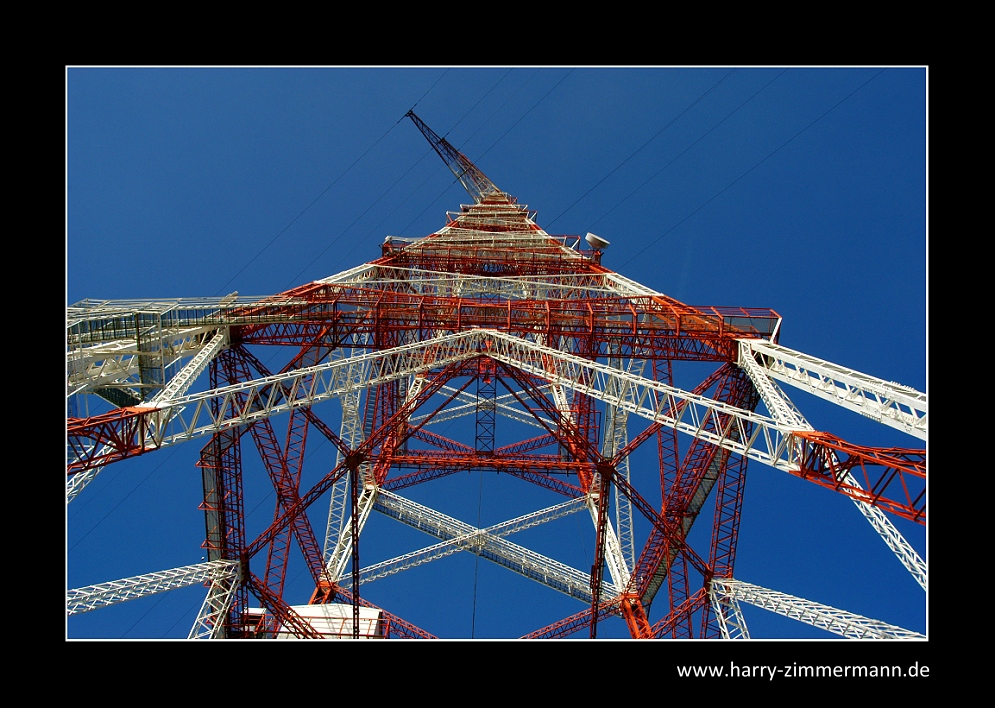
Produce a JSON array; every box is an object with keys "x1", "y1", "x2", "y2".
[{"x1": 405, "y1": 111, "x2": 502, "y2": 204}]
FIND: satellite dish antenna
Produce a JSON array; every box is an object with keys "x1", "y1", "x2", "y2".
[{"x1": 585, "y1": 232, "x2": 610, "y2": 250}]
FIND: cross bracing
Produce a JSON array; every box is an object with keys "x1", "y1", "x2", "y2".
[
  {"x1": 67, "y1": 110, "x2": 924, "y2": 640},
  {"x1": 65, "y1": 327, "x2": 816, "y2": 466},
  {"x1": 738, "y1": 347, "x2": 926, "y2": 590},
  {"x1": 344, "y1": 490, "x2": 620, "y2": 603},
  {"x1": 409, "y1": 383, "x2": 552, "y2": 429}
]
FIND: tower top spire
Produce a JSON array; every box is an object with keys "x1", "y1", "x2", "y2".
[{"x1": 405, "y1": 111, "x2": 502, "y2": 204}]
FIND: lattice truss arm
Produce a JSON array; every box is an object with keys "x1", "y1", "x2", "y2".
[
  {"x1": 708, "y1": 585, "x2": 751, "y2": 639},
  {"x1": 67, "y1": 329, "x2": 230, "y2": 502},
  {"x1": 710, "y1": 578, "x2": 924, "y2": 639},
  {"x1": 65, "y1": 329, "x2": 783, "y2": 464},
  {"x1": 67, "y1": 559, "x2": 240, "y2": 615},
  {"x1": 318, "y1": 264, "x2": 655, "y2": 299},
  {"x1": 737, "y1": 341, "x2": 927, "y2": 589},
  {"x1": 189, "y1": 563, "x2": 242, "y2": 639},
  {"x1": 68, "y1": 325, "x2": 220, "y2": 398},
  {"x1": 68, "y1": 328, "x2": 925, "y2": 523},
  {"x1": 67, "y1": 294, "x2": 255, "y2": 399},
  {"x1": 741, "y1": 339, "x2": 926, "y2": 440}
]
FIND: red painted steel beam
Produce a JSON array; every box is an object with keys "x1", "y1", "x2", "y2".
[
  {"x1": 651, "y1": 587, "x2": 710, "y2": 638},
  {"x1": 521, "y1": 601, "x2": 620, "y2": 639},
  {"x1": 67, "y1": 406, "x2": 161, "y2": 474},
  {"x1": 590, "y1": 471, "x2": 611, "y2": 638},
  {"x1": 619, "y1": 593, "x2": 654, "y2": 639},
  {"x1": 793, "y1": 430, "x2": 926, "y2": 524},
  {"x1": 197, "y1": 349, "x2": 250, "y2": 636},
  {"x1": 327, "y1": 586, "x2": 437, "y2": 639},
  {"x1": 699, "y1": 451, "x2": 750, "y2": 638},
  {"x1": 621, "y1": 365, "x2": 756, "y2": 611},
  {"x1": 247, "y1": 571, "x2": 323, "y2": 639},
  {"x1": 231, "y1": 286, "x2": 777, "y2": 361}
]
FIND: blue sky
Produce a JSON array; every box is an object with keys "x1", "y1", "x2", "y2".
[{"x1": 66, "y1": 66, "x2": 926, "y2": 646}]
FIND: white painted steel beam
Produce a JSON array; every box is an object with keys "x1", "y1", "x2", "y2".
[
  {"x1": 323, "y1": 346, "x2": 370, "y2": 566},
  {"x1": 709, "y1": 582, "x2": 750, "y2": 639},
  {"x1": 62, "y1": 330, "x2": 822, "y2": 477},
  {"x1": 711, "y1": 578, "x2": 924, "y2": 639},
  {"x1": 343, "y1": 497, "x2": 587, "y2": 586},
  {"x1": 586, "y1": 493, "x2": 630, "y2": 590},
  {"x1": 188, "y1": 563, "x2": 242, "y2": 639},
  {"x1": 67, "y1": 330, "x2": 229, "y2": 503},
  {"x1": 740, "y1": 339, "x2": 926, "y2": 440},
  {"x1": 410, "y1": 384, "x2": 550, "y2": 429},
  {"x1": 67, "y1": 559, "x2": 240, "y2": 615},
  {"x1": 71, "y1": 330, "x2": 924, "y2": 521},
  {"x1": 356, "y1": 490, "x2": 615, "y2": 602},
  {"x1": 67, "y1": 326, "x2": 218, "y2": 393}
]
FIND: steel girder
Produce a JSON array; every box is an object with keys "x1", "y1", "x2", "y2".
[
  {"x1": 337, "y1": 490, "x2": 615, "y2": 602},
  {"x1": 739, "y1": 346, "x2": 927, "y2": 590},
  {"x1": 741, "y1": 339, "x2": 926, "y2": 440},
  {"x1": 67, "y1": 559, "x2": 240, "y2": 615},
  {"x1": 67, "y1": 139, "x2": 924, "y2": 640},
  {"x1": 710, "y1": 578, "x2": 924, "y2": 639},
  {"x1": 69, "y1": 327, "x2": 926, "y2": 523}
]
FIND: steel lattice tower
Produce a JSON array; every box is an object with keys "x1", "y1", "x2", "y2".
[{"x1": 67, "y1": 113, "x2": 926, "y2": 639}]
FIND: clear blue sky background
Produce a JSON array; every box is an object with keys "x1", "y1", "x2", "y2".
[{"x1": 66, "y1": 66, "x2": 926, "y2": 647}]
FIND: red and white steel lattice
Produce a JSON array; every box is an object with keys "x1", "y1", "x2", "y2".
[{"x1": 66, "y1": 114, "x2": 925, "y2": 639}]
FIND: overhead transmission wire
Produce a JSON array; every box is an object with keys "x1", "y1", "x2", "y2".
[
  {"x1": 308, "y1": 70, "x2": 573, "y2": 631},
  {"x1": 274, "y1": 68, "x2": 496, "y2": 288},
  {"x1": 616, "y1": 68, "x2": 886, "y2": 271},
  {"x1": 148, "y1": 71, "x2": 514, "y2": 612},
  {"x1": 68, "y1": 445, "x2": 183, "y2": 553},
  {"x1": 191, "y1": 69, "x2": 883, "y2": 637},
  {"x1": 590, "y1": 68, "x2": 786, "y2": 237},
  {"x1": 386, "y1": 70, "x2": 542, "y2": 237},
  {"x1": 73, "y1": 72, "x2": 556, "y2": 638},
  {"x1": 320, "y1": 68, "x2": 545, "y2": 269},
  {"x1": 121, "y1": 586, "x2": 170, "y2": 638},
  {"x1": 213, "y1": 71, "x2": 451, "y2": 298},
  {"x1": 473, "y1": 68, "x2": 574, "y2": 166},
  {"x1": 545, "y1": 69, "x2": 737, "y2": 231},
  {"x1": 217, "y1": 72, "x2": 454, "y2": 378},
  {"x1": 66, "y1": 442, "x2": 200, "y2": 638},
  {"x1": 434, "y1": 68, "x2": 516, "y2": 142}
]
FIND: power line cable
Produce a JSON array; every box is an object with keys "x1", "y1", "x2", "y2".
[
  {"x1": 618, "y1": 68, "x2": 886, "y2": 270},
  {"x1": 456, "y1": 69, "x2": 538, "y2": 151},
  {"x1": 406, "y1": 69, "x2": 450, "y2": 115},
  {"x1": 474, "y1": 69, "x2": 574, "y2": 165},
  {"x1": 447, "y1": 68, "x2": 515, "y2": 139},
  {"x1": 589, "y1": 69, "x2": 787, "y2": 231},
  {"x1": 68, "y1": 447, "x2": 181, "y2": 553},
  {"x1": 122, "y1": 589, "x2": 169, "y2": 638},
  {"x1": 282, "y1": 69, "x2": 489, "y2": 283},
  {"x1": 330, "y1": 70, "x2": 534, "y2": 266},
  {"x1": 212, "y1": 77, "x2": 448, "y2": 298},
  {"x1": 546, "y1": 68, "x2": 736, "y2": 230}
]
